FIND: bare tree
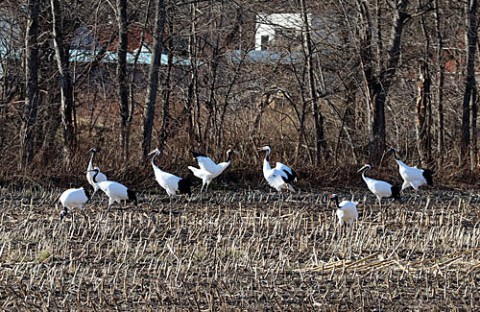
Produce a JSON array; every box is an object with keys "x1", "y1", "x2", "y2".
[
  {"x1": 141, "y1": 0, "x2": 166, "y2": 160},
  {"x1": 434, "y1": 0, "x2": 445, "y2": 166},
  {"x1": 461, "y1": 0, "x2": 478, "y2": 168},
  {"x1": 116, "y1": 0, "x2": 130, "y2": 163},
  {"x1": 357, "y1": 0, "x2": 412, "y2": 164},
  {"x1": 300, "y1": 0, "x2": 327, "y2": 166},
  {"x1": 20, "y1": 0, "x2": 40, "y2": 169},
  {"x1": 51, "y1": 0, "x2": 76, "y2": 166},
  {"x1": 415, "y1": 60, "x2": 432, "y2": 166}
]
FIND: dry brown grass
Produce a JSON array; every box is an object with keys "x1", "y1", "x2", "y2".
[{"x1": 1, "y1": 186, "x2": 480, "y2": 310}]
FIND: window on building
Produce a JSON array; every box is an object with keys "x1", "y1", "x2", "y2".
[{"x1": 260, "y1": 35, "x2": 269, "y2": 51}]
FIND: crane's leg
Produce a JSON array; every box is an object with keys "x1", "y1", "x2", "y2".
[
  {"x1": 347, "y1": 223, "x2": 354, "y2": 258},
  {"x1": 377, "y1": 197, "x2": 384, "y2": 221},
  {"x1": 401, "y1": 181, "x2": 409, "y2": 192},
  {"x1": 60, "y1": 207, "x2": 68, "y2": 220},
  {"x1": 80, "y1": 208, "x2": 89, "y2": 222},
  {"x1": 91, "y1": 187, "x2": 98, "y2": 198},
  {"x1": 205, "y1": 181, "x2": 211, "y2": 192}
]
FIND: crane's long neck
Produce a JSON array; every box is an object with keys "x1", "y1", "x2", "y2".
[
  {"x1": 391, "y1": 149, "x2": 399, "y2": 160},
  {"x1": 225, "y1": 150, "x2": 232, "y2": 163},
  {"x1": 263, "y1": 150, "x2": 271, "y2": 172},
  {"x1": 151, "y1": 153, "x2": 166, "y2": 173},
  {"x1": 332, "y1": 197, "x2": 340, "y2": 208},
  {"x1": 150, "y1": 153, "x2": 158, "y2": 168},
  {"x1": 391, "y1": 150, "x2": 408, "y2": 168},
  {"x1": 88, "y1": 152, "x2": 95, "y2": 170},
  {"x1": 361, "y1": 167, "x2": 370, "y2": 182},
  {"x1": 92, "y1": 169, "x2": 99, "y2": 184}
]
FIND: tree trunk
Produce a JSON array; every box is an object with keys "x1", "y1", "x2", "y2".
[
  {"x1": 158, "y1": 18, "x2": 173, "y2": 155},
  {"x1": 359, "y1": 0, "x2": 410, "y2": 164},
  {"x1": 415, "y1": 61, "x2": 432, "y2": 166},
  {"x1": 20, "y1": 0, "x2": 40, "y2": 170},
  {"x1": 461, "y1": 0, "x2": 478, "y2": 167},
  {"x1": 186, "y1": 2, "x2": 198, "y2": 147},
  {"x1": 51, "y1": 0, "x2": 76, "y2": 167},
  {"x1": 300, "y1": 0, "x2": 326, "y2": 166},
  {"x1": 141, "y1": 0, "x2": 166, "y2": 160},
  {"x1": 434, "y1": 0, "x2": 445, "y2": 166},
  {"x1": 116, "y1": 0, "x2": 130, "y2": 163}
]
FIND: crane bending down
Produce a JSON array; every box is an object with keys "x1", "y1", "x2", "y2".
[
  {"x1": 88, "y1": 168, "x2": 137, "y2": 208},
  {"x1": 329, "y1": 193, "x2": 359, "y2": 228},
  {"x1": 358, "y1": 164, "x2": 400, "y2": 208},
  {"x1": 188, "y1": 148, "x2": 234, "y2": 192},
  {"x1": 149, "y1": 148, "x2": 192, "y2": 197},
  {"x1": 388, "y1": 148, "x2": 433, "y2": 191},
  {"x1": 258, "y1": 146, "x2": 297, "y2": 192},
  {"x1": 86, "y1": 148, "x2": 108, "y2": 196},
  {"x1": 58, "y1": 187, "x2": 91, "y2": 220}
]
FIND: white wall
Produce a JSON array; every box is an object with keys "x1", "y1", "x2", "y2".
[{"x1": 255, "y1": 13, "x2": 306, "y2": 51}]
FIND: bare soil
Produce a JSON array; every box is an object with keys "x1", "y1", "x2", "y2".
[{"x1": 1, "y1": 186, "x2": 480, "y2": 311}]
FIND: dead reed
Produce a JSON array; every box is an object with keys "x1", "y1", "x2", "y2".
[{"x1": 0, "y1": 187, "x2": 479, "y2": 310}]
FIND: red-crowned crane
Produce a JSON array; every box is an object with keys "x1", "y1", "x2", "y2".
[
  {"x1": 188, "y1": 148, "x2": 234, "y2": 192},
  {"x1": 358, "y1": 164, "x2": 400, "y2": 208},
  {"x1": 149, "y1": 148, "x2": 192, "y2": 197},
  {"x1": 58, "y1": 187, "x2": 91, "y2": 219},
  {"x1": 88, "y1": 168, "x2": 137, "y2": 209},
  {"x1": 388, "y1": 148, "x2": 433, "y2": 191},
  {"x1": 329, "y1": 193, "x2": 359, "y2": 237},
  {"x1": 329, "y1": 193, "x2": 359, "y2": 227},
  {"x1": 258, "y1": 146, "x2": 297, "y2": 192},
  {"x1": 86, "y1": 148, "x2": 107, "y2": 196}
]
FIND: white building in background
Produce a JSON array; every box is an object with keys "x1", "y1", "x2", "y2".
[{"x1": 255, "y1": 13, "x2": 307, "y2": 51}]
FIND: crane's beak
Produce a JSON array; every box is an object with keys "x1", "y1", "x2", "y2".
[{"x1": 357, "y1": 165, "x2": 367, "y2": 173}]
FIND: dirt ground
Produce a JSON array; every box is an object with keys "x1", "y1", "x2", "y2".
[{"x1": 1, "y1": 186, "x2": 480, "y2": 311}]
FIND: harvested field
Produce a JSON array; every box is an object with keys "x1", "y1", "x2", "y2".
[{"x1": 1, "y1": 187, "x2": 480, "y2": 310}]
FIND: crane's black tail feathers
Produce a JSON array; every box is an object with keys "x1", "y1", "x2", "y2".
[
  {"x1": 391, "y1": 185, "x2": 401, "y2": 200},
  {"x1": 191, "y1": 151, "x2": 207, "y2": 158},
  {"x1": 281, "y1": 169, "x2": 297, "y2": 184},
  {"x1": 127, "y1": 189, "x2": 138, "y2": 206},
  {"x1": 178, "y1": 177, "x2": 192, "y2": 195},
  {"x1": 83, "y1": 188, "x2": 92, "y2": 201},
  {"x1": 423, "y1": 169, "x2": 434, "y2": 186}
]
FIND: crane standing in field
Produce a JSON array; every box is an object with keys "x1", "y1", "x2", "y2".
[
  {"x1": 188, "y1": 148, "x2": 234, "y2": 192},
  {"x1": 387, "y1": 148, "x2": 433, "y2": 191},
  {"x1": 328, "y1": 193, "x2": 359, "y2": 237},
  {"x1": 358, "y1": 164, "x2": 400, "y2": 208},
  {"x1": 88, "y1": 168, "x2": 137, "y2": 209},
  {"x1": 149, "y1": 148, "x2": 192, "y2": 198},
  {"x1": 86, "y1": 148, "x2": 108, "y2": 196},
  {"x1": 258, "y1": 146, "x2": 297, "y2": 192},
  {"x1": 58, "y1": 187, "x2": 91, "y2": 220}
]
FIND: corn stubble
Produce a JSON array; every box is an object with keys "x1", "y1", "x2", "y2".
[{"x1": 0, "y1": 188, "x2": 479, "y2": 310}]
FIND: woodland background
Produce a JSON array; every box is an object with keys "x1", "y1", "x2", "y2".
[{"x1": 0, "y1": 0, "x2": 479, "y2": 190}]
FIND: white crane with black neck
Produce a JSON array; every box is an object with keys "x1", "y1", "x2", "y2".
[
  {"x1": 387, "y1": 148, "x2": 433, "y2": 191},
  {"x1": 258, "y1": 145, "x2": 297, "y2": 192},
  {"x1": 358, "y1": 164, "x2": 400, "y2": 208},
  {"x1": 86, "y1": 148, "x2": 108, "y2": 196},
  {"x1": 149, "y1": 148, "x2": 192, "y2": 197},
  {"x1": 188, "y1": 148, "x2": 234, "y2": 192},
  {"x1": 88, "y1": 168, "x2": 137, "y2": 209},
  {"x1": 328, "y1": 193, "x2": 359, "y2": 237},
  {"x1": 328, "y1": 193, "x2": 359, "y2": 228},
  {"x1": 58, "y1": 187, "x2": 91, "y2": 220}
]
